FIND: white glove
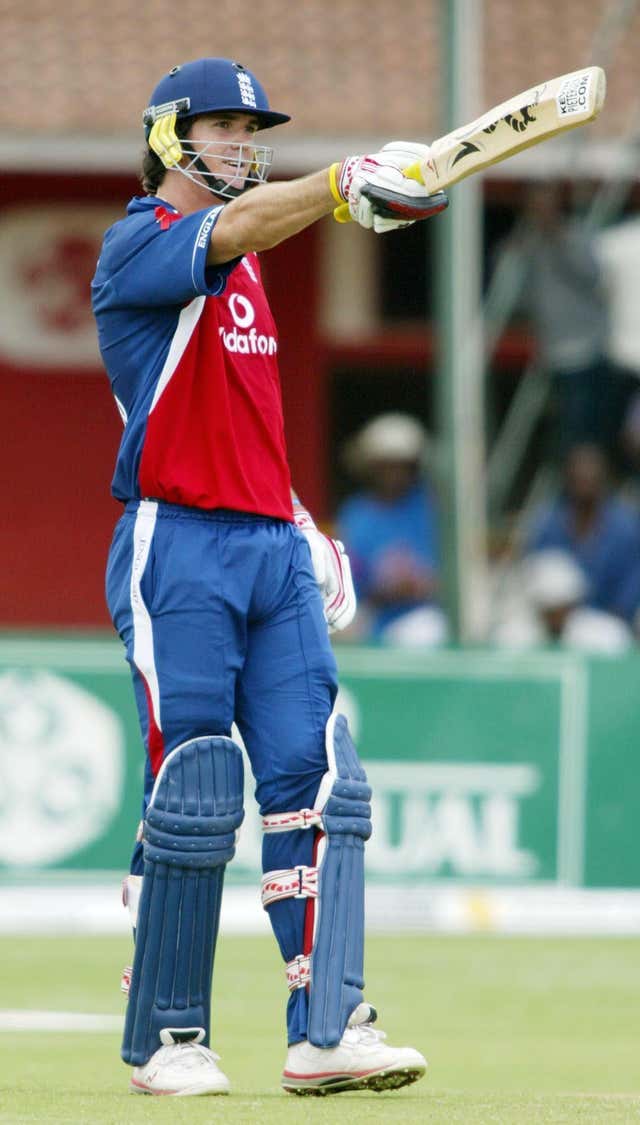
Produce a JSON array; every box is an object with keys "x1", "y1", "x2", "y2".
[
  {"x1": 369, "y1": 142, "x2": 434, "y2": 232},
  {"x1": 336, "y1": 141, "x2": 433, "y2": 233},
  {"x1": 379, "y1": 140, "x2": 432, "y2": 170},
  {"x1": 294, "y1": 508, "x2": 357, "y2": 632}
]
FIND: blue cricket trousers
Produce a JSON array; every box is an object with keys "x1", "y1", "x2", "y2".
[{"x1": 106, "y1": 499, "x2": 339, "y2": 1043}]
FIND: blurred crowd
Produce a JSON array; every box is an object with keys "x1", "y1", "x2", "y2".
[
  {"x1": 333, "y1": 419, "x2": 640, "y2": 654},
  {"x1": 336, "y1": 412, "x2": 448, "y2": 647},
  {"x1": 489, "y1": 442, "x2": 640, "y2": 654},
  {"x1": 332, "y1": 184, "x2": 640, "y2": 654}
]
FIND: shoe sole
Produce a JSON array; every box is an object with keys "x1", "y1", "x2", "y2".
[
  {"x1": 282, "y1": 1064, "x2": 426, "y2": 1096},
  {"x1": 130, "y1": 1080, "x2": 229, "y2": 1096}
]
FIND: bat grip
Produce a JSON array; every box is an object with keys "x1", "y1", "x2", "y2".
[{"x1": 333, "y1": 160, "x2": 424, "y2": 223}]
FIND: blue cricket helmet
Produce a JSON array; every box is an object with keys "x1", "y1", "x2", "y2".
[{"x1": 143, "y1": 58, "x2": 290, "y2": 136}]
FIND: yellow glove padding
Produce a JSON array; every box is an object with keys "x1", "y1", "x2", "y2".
[
  {"x1": 148, "y1": 113, "x2": 183, "y2": 169},
  {"x1": 332, "y1": 160, "x2": 424, "y2": 224}
]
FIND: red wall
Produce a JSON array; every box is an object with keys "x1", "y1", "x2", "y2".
[{"x1": 1, "y1": 366, "x2": 123, "y2": 626}]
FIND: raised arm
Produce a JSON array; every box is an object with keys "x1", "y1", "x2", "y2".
[
  {"x1": 207, "y1": 170, "x2": 335, "y2": 263},
  {"x1": 208, "y1": 143, "x2": 447, "y2": 264}
]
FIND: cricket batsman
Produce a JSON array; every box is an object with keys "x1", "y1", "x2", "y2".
[{"x1": 91, "y1": 56, "x2": 445, "y2": 1097}]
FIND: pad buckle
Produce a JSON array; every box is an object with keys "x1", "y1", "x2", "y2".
[{"x1": 293, "y1": 864, "x2": 314, "y2": 899}]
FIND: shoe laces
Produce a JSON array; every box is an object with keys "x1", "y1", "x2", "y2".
[
  {"x1": 158, "y1": 1040, "x2": 221, "y2": 1071},
  {"x1": 342, "y1": 1023, "x2": 387, "y2": 1047}
]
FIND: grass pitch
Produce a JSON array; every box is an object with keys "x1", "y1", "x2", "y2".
[{"x1": 0, "y1": 933, "x2": 639, "y2": 1123}]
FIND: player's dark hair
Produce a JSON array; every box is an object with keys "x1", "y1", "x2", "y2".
[{"x1": 140, "y1": 116, "x2": 196, "y2": 195}]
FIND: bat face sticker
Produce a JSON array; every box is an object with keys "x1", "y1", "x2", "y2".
[
  {"x1": 451, "y1": 140, "x2": 481, "y2": 167},
  {"x1": 501, "y1": 104, "x2": 538, "y2": 133}
]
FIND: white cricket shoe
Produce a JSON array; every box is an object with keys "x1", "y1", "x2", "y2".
[
  {"x1": 282, "y1": 1004, "x2": 427, "y2": 1095},
  {"x1": 130, "y1": 1028, "x2": 230, "y2": 1096}
]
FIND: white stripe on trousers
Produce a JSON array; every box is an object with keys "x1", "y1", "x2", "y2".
[{"x1": 130, "y1": 499, "x2": 162, "y2": 736}]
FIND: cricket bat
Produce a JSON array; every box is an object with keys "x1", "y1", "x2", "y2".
[{"x1": 334, "y1": 66, "x2": 606, "y2": 222}]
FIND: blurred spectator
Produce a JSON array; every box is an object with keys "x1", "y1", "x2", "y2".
[
  {"x1": 336, "y1": 413, "x2": 447, "y2": 645},
  {"x1": 514, "y1": 182, "x2": 629, "y2": 460},
  {"x1": 491, "y1": 549, "x2": 633, "y2": 654},
  {"x1": 619, "y1": 391, "x2": 640, "y2": 501},
  {"x1": 525, "y1": 444, "x2": 640, "y2": 625}
]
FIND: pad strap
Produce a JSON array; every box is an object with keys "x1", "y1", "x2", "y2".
[
  {"x1": 286, "y1": 954, "x2": 311, "y2": 991},
  {"x1": 262, "y1": 809, "x2": 323, "y2": 833},
  {"x1": 261, "y1": 866, "x2": 318, "y2": 907}
]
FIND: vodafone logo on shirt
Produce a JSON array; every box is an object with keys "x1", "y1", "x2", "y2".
[
  {"x1": 229, "y1": 293, "x2": 255, "y2": 328},
  {"x1": 218, "y1": 291, "x2": 278, "y2": 356}
]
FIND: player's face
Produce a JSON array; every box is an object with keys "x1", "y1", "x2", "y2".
[{"x1": 188, "y1": 112, "x2": 261, "y2": 190}]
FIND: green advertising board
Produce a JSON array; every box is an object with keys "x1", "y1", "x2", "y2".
[
  {"x1": 0, "y1": 635, "x2": 638, "y2": 889},
  {"x1": 336, "y1": 648, "x2": 585, "y2": 886}
]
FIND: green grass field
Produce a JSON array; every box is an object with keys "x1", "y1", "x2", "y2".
[{"x1": 1, "y1": 933, "x2": 639, "y2": 1123}]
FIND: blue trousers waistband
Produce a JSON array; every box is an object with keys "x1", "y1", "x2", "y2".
[{"x1": 124, "y1": 499, "x2": 293, "y2": 525}]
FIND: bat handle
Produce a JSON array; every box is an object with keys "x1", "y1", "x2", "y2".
[{"x1": 332, "y1": 160, "x2": 425, "y2": 223}]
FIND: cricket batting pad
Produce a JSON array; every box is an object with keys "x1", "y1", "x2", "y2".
[
  {"x1": 121, "y1": 735, "x2": 244, "y2": 1066},
  {"x1": 262, "y1": 713, "x2": 372, "y2": 1047}
]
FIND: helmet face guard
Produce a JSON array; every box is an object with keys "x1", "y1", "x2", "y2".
[
  {"x1": 148, "y1": 119, "x2": 274, "y2": 201},
  {"x1": 143, "y1": 58, "x2": 289, "y2": 200}
]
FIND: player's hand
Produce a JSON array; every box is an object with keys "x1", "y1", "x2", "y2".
[
  {"x1": 346, "y1": 141, "x2": 435, "y2": 232},
  {"x1": 294, "y1": 508, "x2": 357, "y2": 632},
  {"x1": 336, "y1": 151, "x2": 425, "y2": 231},
  {"x1": 330, "y1": 143, "x2": 445, "y2": 233},
  {"x1": 364, "y1": 142, "x2": 435, "y2": 231}
]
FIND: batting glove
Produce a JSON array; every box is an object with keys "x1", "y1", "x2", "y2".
[
  {"x1": 368, "y1": 142, "x2": 435, "y2": 231},
  {"x1": 329, "y1": 142, "x2": 447, "y2": 232},
  {"x1": 378, "y1": 140, "x2": 433, "y2": 169},
  {"x1": 294, "y1": 507, "x2": 357, "y2": 632}
]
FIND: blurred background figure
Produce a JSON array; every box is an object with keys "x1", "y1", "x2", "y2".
[
  {"x1": 336, "y1": 412, "x2": 448, "y2": 646},
  {"x1": 514, "y1": 182, "x2": 630, "y2": 463},
  {"x1": 618, "y1": 390, "x2": 640, "y2": 504},
  {"x1": 491, "y1": 548, "x2": 633, "y2": 654},
  {"x1": 524, "y1": 443, "x2": 640, "y2": 627}
]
